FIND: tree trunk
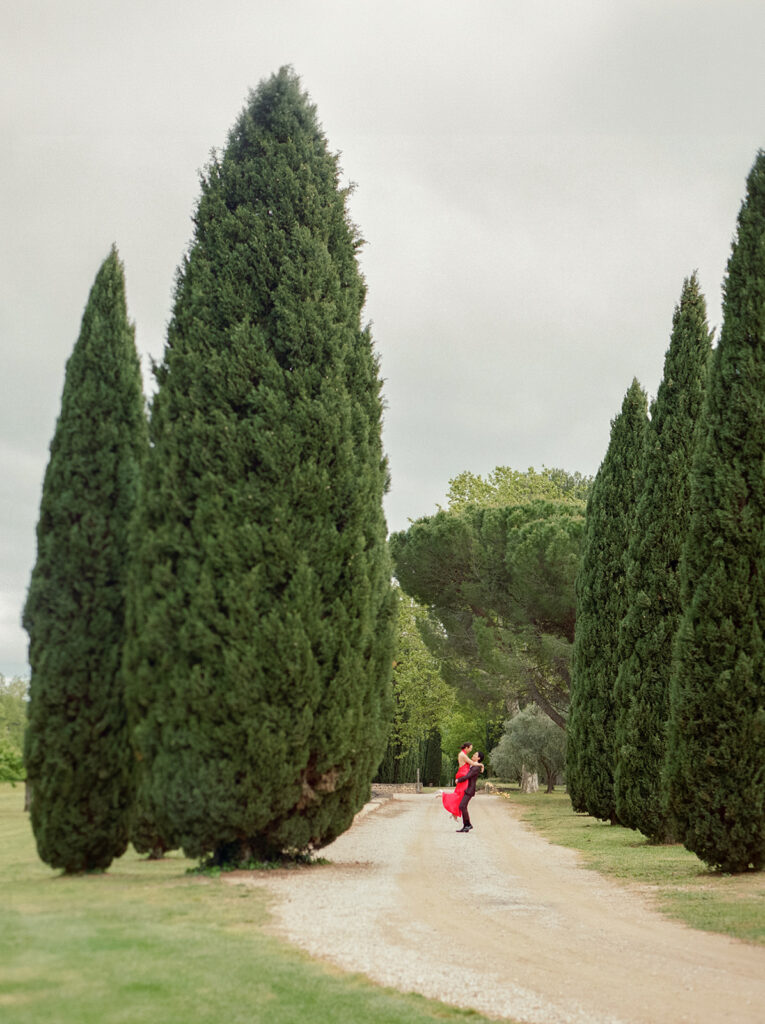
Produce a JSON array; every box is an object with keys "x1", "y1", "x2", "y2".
[
  {"x1": 520, "y1": 766, "x2": 539, "y2": 793},
  {"x1": 541, "y1": 760, "x2": 555, "y2": 793},
  {"x1": 212, "y1": 835, "x2": 282, "y2": 866}
]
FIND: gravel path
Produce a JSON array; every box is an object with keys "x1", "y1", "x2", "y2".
[{"x1": 230, "y1": 793, "x2": 765, "y2": 1023}]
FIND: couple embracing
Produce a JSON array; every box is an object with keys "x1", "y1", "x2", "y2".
[{"x1": 441, "y1": 742, "x2": 484, "y2": 833}]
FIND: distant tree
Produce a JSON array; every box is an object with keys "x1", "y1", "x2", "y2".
[
  {"x1": 124, "y1": 68, "x2": 394, "y2": 865},
  {"x1": 490, "y1": 705, "x2": 566, "y2": 793},
  {"x1": 0, "y1": 675, "x2": 27, "y2": 783},
  {"x1": 665, "y1": 153, "x2": 765, "y2": 872},
  {"x1": 23, "y1": 248, "x2": 147, "y2": 872},
  {"x1": 391, "y1": 489, "x2": 585, "y2": 728},
  {"x1": 0, "y1": 741, "x2": 25, "y2": 783},
  {"x1": 375, "y1": 591, "x2": 455, "y2": 785},
  {"x1": 0, "y1": 675, "x2": 27, "y2": 753},
  {"x1": 614, "y1": 277, "x2": 712, "y2": 841},
  {"x1": 439, "y1": 699, "x2": 504, "y2": 781},
  {"x1": 445, "y1": 465, "x2": 591, "y2": 514},
  {"x1": 393, "y1": 593, "x2": 454, "y2": 745},
  {"x1": 422, "y1": 728, "x2": 443, "y2": 787},
  {"x1": 566, "y1": 379, "x2": 648, "y2": 822},
  {"x1": 374, "y1": 740, "x2": 419, "y2": 785}
]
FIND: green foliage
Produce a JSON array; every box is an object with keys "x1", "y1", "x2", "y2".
[
  {"x1": 0, "y1": 678, "x2": 29, "y2": 781},
  {"x1": 566, "y1": 379, "x2": 648, "y2": 823},
  {"x1": 125, "y1": 68, "x2": 394, "y2": 864},
  {"x1": 383, "y1": 592, "x2": 454, "y2": 756},
  {"x1": 665, "y1": 152, "x2": 765, "y2": 872},
  {"x1": 391, "y1": 485, "x2": 585, "y2": 727},
  {"x1": 490, "y1": 705, "x2": 566, "y2": 792},
  {"x1": 374, "y1": 740, "x2": 420, "y2": 785},
  {"x1": 0, "y1": 674, "x2": 27, "y2": 754},
  {"x1": 375, "y1": 730, "x2": 445, "y2": 786},
  {"x1": 22, "y1": 247, "x2": 147, "y2": 872},
  {"x1": 439, "y1": 699, "x2": 503, "y2": 780},
  {"x1": 392, "y1": 592, "x2": 455, "y2": 744},
  {"x1": 613, "y1": 276, "x2": 712, "y2": 841},
  {"x1": 422, "y1": 728, "x2": 443, "y2": 787},
  {"x1": 375, "y1": 594, "x2": 454, "y2": 784},
  {"x1": 445, "y1": 465, "x2": 591, "y2": 513},
  {"x1": 0, "y1": 739, "x2": 25, "y2": 782}
]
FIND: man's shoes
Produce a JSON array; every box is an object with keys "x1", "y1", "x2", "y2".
[{"x1": 456, "y1": 826, "x2": 469, "y2": 832}]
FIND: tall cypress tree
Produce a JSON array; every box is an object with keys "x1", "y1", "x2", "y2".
[
  {"x1": 124, "y1": 68, "x2": 394, "y2": 864},
  {"x1": 665, "y1": 153, "x2": 765, "y2": 872},
  {"x1": 23, "y1": 247, "x2": 147, "y2": 872},
  {"x1": 566, "y1": 379, "x2": 648, "y2": 822},
  {"x1": 613, "y1": 277, "x2": 711, "y2": 841}
]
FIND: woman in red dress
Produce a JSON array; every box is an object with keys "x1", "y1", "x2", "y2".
[{"x1": 441, "y1": 743, "x2": 482, "y2": 819}]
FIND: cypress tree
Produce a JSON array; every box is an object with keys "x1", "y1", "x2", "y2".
[
  {"x1": 665, "y1": 153, "x2": 765, "y2": 872},
  {"x1": 613, "y1": 276, "x2": 711, "y2": 841},
  {"x1": 124, "y1": 68, "x2": 394, "y2": 864},
  {"x1": 422, "y1": 728, "x2": 443, "y2": 787},
  {"x1": 566, "y1": 379, "x2": 648, "y2": 822},
  {"x1": 23, "y1": 247, "x2": 147, "y2": 872}
]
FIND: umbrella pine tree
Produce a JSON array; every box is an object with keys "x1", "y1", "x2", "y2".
[
  {"x1": 566, "y1": 379, "x2": 648, "y2": 822},
  {"x1": 613, "y1": 276, "x2": 711, "y2": 841},
  {"x1": 124, "y1": 68, "x2": 394, "y2": 864},
  {"x1": 665, "y1": 153, "x2": 765, "y2": 872},
  {"x1": 23, "y1": 247, "x2": 147, "y2": 872}
]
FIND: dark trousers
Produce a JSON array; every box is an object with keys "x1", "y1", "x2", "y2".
[{"x1": 459, "y1": 791, "x2": 474, "y2": 827}]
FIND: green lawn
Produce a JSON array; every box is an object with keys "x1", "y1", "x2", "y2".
[
  {"x1": 494, "y1": 785, "x2": 765, "y2": 944},
  {"x1": 0, "y1": 784, "x2": 494, "y2": 1024},
  {"x1": 8, "y1": 781, "x2": 761, "y2": 1024}
]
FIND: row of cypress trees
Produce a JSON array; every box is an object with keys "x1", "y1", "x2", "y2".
[
  {"x1": 23, "y1": 68, "x2": 395, "y2": 873},
  {"x1": 567, "y1": 152, "x2": 765, "y2": 873},
  {"x1": 374, "y1": 728, "x2": 444, "y2": 787}
]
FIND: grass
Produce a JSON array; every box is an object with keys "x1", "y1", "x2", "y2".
[
  {"x1": 0, "y1": 784, "x2": 497, "y2": 1024},
  {"x1": 493, "y1": 784, "x2": 765, "y2": 944}
]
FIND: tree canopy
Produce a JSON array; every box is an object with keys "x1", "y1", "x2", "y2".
[
  {"x1": 390, "y1": 590, "x2": 455, "y2": 753},
  {"x1": 445, "y1": 465, "x2": 591, "y2": 513},
  {"x1": 0, "y1": 675, "x2": 27, "y2": 782},
  {"x1": 390, "y1": 472, "x2": 586, "y2": 729},
  {"x1": 490, "y1": 705, "x2": 566, "y2": 793},
  {"x1": 375, "y1": 591, "x2": 456, "y2": 786},
  {"x1": 0, "y1": 675, "x2": 27, "y2": 754}
]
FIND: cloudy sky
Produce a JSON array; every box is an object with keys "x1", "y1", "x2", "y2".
[{"x1": 3, "y1": 1, "x2": 764, "y2": 677}]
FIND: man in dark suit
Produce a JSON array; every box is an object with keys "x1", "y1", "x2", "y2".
[{"x1": 457, "y1": 751, "x2": 483, "y2": 832}]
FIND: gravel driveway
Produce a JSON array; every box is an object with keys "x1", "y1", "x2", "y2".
[{"x1": 230, "y1": 792, "x2": 765, "y2": 1024}]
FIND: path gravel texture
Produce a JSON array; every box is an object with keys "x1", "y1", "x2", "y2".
[{"x1": 230, "y1": 793, "x2": 765, "y2": 1023}]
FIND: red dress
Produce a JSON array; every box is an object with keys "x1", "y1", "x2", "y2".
[{"x1": 442, "y1": 763, "x2": 470, "y2": 818}]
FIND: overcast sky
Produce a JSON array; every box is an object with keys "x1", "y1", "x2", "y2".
[{"x1": 3, "y1": 1, "x2": 764, "y2": 677}]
